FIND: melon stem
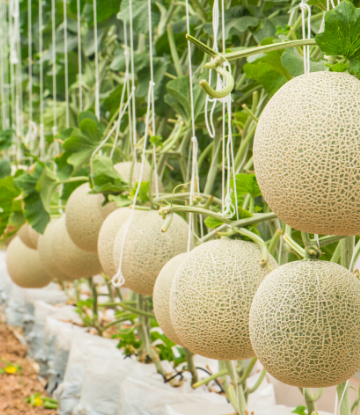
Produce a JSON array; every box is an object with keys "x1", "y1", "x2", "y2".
[
  {"x1": 224, "y1": 360, "x2": 248, "y2": 415},
  {"x1": 183, "y1": 348, "x2": 199, "y2": 386}
]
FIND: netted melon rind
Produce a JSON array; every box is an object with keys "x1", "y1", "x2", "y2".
[
  {"x1": 249, "y1": 260, "x2": 360, "y2": 388},
  {"x1": 170, "y1": 239, "x2": 278, "y2": 360},
  {"x1": 18, "y1": 224, "x2": 36, "y2": 249},
  {"x1": 38, "y1": 220, "x2": 72, "y2": 281},
  {"x1": 113, "y1": 210, "x2": 190, "y2": 295},
  {"x1": 254, "y1": 71, "x2": 360, "y2": 235},
  {"x1": 52, "y1": 216, "x2": 103, "y2": 279},
  {"x1": 98, "y1": 208, "x2": 131, "y2": 277},
  {"x1": 6, "y1": 236, "x2": 52, "y2": 288},
  {"x1": 153, "y1": 253, "x2": 188, "y2": 345},
  {"x1": 114, "y1": 161, "x2": 164, "y2": 194},
  {"x1": 65, "y1": 183, "x2": 104, "y2": 253}
]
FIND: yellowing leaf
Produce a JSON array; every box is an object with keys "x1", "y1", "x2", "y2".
[{"x1": 5, "y1": 365, "x2": 17, "y2": 374}]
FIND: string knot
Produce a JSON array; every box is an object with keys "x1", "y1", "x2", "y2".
[
  {"x1": 112, "y1": 271, "x2": 126, "y2": 288},
  {"x1": 52, "y1": 126, "x2": 58, "y2": 136},
  {"x1": 131, "y1": 86, "x2": 136, "y2": 91}
]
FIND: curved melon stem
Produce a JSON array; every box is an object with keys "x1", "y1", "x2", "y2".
[
  {"x1": 336, "y1": 382, "x2": 351, "y2": 415},
  {"x1": 184, "y1": 348, "x2": 198, "y2": 386}
]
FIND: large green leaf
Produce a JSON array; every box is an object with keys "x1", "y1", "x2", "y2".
[
  {"x1": 0, "y1": 160, "x2": 11, "y2": 179},
  {"x1": 90, "y1": 155, "x2": 128, "y2": 194},
  {"x1": 281, "y1": 48, "x2": 326, "y2": 77},
  {"x1": 315, "y1": 0, "x2": 360, "y2": 77},
  {"x1": 117, "y1": 0, "x2": 160, "y2": 34},
  {"x1": 0, "y1": 176, "x2": 21, "y2": 237},
  {"x1": 231, "y1": 173, "x2": 262, "y2": 198},
  {"x1": 0, "y1": 129, "x2": 14, "y2": 151}
]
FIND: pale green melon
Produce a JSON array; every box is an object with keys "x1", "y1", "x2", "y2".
[
  {"x1": 28, "y1": 226, "x2": 40, "y2": 249},
  {"x1": 65, "y1": 183, "x2": 104, "y2": 253},
  {"x1": 6, "y1": 236, "x2": 52, "y2": 288},
  {"x1": 52, "y1": 216, "x2": 103, "y2": 280},
  {"x1": 249, "y1": 260, "x2": 360, "y2": 388},
  {"x1": 170, "y1": 239, "x2": 278, "y2": 360},
  {"x1": 153, "y1": 253, "x2": 187, "y2": 345},
  {"x1": 38, "y1": 220, "x2": 72, "y2": 281},
  {"x1": 18, "y1": 224, "x2": 36, "y2": 249},
  {"x1": 113, "y1": 210, "x2": 190, "y2": 295},
  {"x1": 98, "y1": 208, "x2": 131, "y2": 277}
]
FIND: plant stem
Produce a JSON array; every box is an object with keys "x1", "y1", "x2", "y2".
[
  {"x1": 99, "y1": 301, "x2": 155, "y2": 318},
  {"x1": 238, "y1": 357, "x2": 257, "y2": 385},
  {"x1": 303, "y1": 388, "x2": 317, "y2": 415},
  {"x1": 268, "y1": 229, "x2": 283, "y2": 256},
  {"x1": 167, "y1": 25, "x2": 183, "y2": 77},
  {"x1": 225, "y1": 361, "x2": 247, "y2": 415},
  {"x1": 341, "y1": 237, "x2": 354, "y2": 269},
  {"x1": 219, "y1": 361, "x2": 240, "y2": 415},
  {"x1": 88, "y1": 277, "x2": 101, "y2": 335},
  {"x1": 331, "y1": 241, "x2": 341, "y2": 263},
  {"x1": 184, "y1": 348, "x2": 199, "y2": 385},
  {"x1": 336, "y1": 381, "x2": 351, "y2": 415},
  {"x1": 192, "y1": 368, "x2": 228, "y2": 388},
  {"x1": 247, "y1": 368, "x2": 266, "y2": 394},
  {"x1": 318, "y1": 235, "x2": 348, "y2": 247},
  {"x1": 59, "y1": 176, "x2": 88, "y2": 184}
]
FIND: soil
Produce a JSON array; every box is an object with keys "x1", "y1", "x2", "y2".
[{"x1": 0, "y1": 320, "x2": 57, "y2": 415}]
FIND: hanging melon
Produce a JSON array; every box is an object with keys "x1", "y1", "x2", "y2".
[
  {"x1": 65, "y1": 183, "x2": 104, "y2": 253},
  {"x1": 98, "y1": 208, "x2": 131, "y2": 277},
  {"x1": 18, "y1": 224, "x2": 37, "y2": 249},
  {"x1": 52, "y1": 216, "x2": 103, "y2": 280},
  {"x1": 254, "y1": 71, "x2": 360, "y2": 235},
  {"x1": 153, "y1": 253, "x2": 187, "y2": 345},
  {"x1": 113, "y1": 210, "x2": 189, "y2": 295},
  {"x1": 28, "y1": 226, "x2": 40, "y2": 249},
  {"x1": 6, "y1": 237, "x2": 52, "y2": 288},
  {"x1": 170, "y1": 239, "x2": 278, "y2": 360},
  {"x1": 38, "y1": 220, "x2": 72, "y2": 281},
  {"x1": 249, "y1": 260, "x2": 360, "y2": 388}
]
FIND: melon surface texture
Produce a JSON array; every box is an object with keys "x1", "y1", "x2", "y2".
[
  {"x1": 65, "y1": 183, "x2": 104, "y2": 253},
  {"x1": 249, "y1": 260, "x2": 360, "y2": 388},
  {"x1": 254, "y1": 71, "x2": 360, "y2": 235},
  {"x1": 38, "y1": 220, "x2": 72, "y2": 281},
  {"x1": 113, "y1": 210, "x2": 189, "y2": 295},
  {"x1": 6, "y1": 236, "x2": 52, "y2": 288},
  {"x1": 98, "y1": 208, "x2": 131, "y2": 278},
  {"x1": 18, "y1": 224, "x2": 36, "y2": 249},
  {"x1": 52, "y1": 216, "x2": 103, "y2": 279},
  {"x1": 153, "y1": 253, "x2": 187, "y2": 345},
  {"x1": 170, "y1": 239, "x2": 277, "y2": 360}
]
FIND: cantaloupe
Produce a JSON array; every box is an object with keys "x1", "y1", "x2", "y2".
[
  {"x1": 98, "y1": 208, "x2": 131, "y2": 277},
  {"x1": 6, "y1": 236, "x2": 52, "y2": 288},
  {"x1": 18, "y1": 224, "x2": 37, "y2": 249},
  {"x1": 170, "y1": 239, "x2": 278, "y2": 360},
  {"x1": 28, "y1": 226, "x2": 40, "y2": 249},
  {"x1": 249, "y1": 260, "x2": 360, "y2": 388},
  {"x1": 52, "y1": 216, "x2": 103, "y2": 280},
  {"x1": 38, "y1": 220, "x2": 72, "y2": 281},
  {"x1": 254, "y1": 71, "x2": 360, "y2": 235},
  {"x1": 65, "y1": 183, "x2": 104, "y2": 253},
  {"x1": 153, "y1": 253, "x2": 187, "y2": 345},
  {"x1": 113, "y1": 210, "x2": 189, "y2": 295}
]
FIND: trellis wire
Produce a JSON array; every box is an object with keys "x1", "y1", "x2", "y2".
[
  {"x1": 63, "y1": 0, "x2": 70, "y2": 128},
  {"x1": 77, "y1": 0, "x2": 83, "y2": 111},
  {"x1": 93, "y1": 0, "x2": 100, "y2": 119}
]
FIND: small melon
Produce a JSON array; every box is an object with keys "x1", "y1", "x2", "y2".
[
  {"x1": 38, "y1": 220, "x2": 72, "y2": 281},
  {"x1": 98, "y1": 208, "x2": 131, "y2": 277},
  {"x1": 52, "y1": 216, "x2": 103, "y2": 280},
  {"x1": 6, "y1": 236, "x2": 52, "y2": 288},
  {"x1": 113, "y1": 210, "x2": 189, "y2": 295},
  {"x1": 65, "y1": 183, "x2": 104, "y2": 253},
  {"x1": 170, "y1": 239, "x2": 278, "y2": 360},
  {"x1": 153, "y1": 253, "x2": 187, "y2": 345},
  {"x1": 254, "y1": 71, "x2": 360, "y2": 235},
  {"x1": 249, "y1": 260, "x2": 360, "y2": 388},
  {"x1": 18, "y1": 224, "x2": 37, "y2": 249}
]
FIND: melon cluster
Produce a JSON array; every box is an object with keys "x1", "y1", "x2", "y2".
[
  {"x1": 249, "y1": 260, "x2": 360, "y2": 387},
  {"x1": 169, "y1": 239, "x2": 278, "y2": 359},
  {"x1": 254, "y1": 71, "x2": 360, "y2": 235}
]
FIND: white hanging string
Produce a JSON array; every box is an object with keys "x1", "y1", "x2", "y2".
[
  {"x1": 93, "y1": 0, "x2": 100, "y2": 119},
  {"x1": 0, "y1": 1, "x2": 8, "y2": 129},
  {"x1": 300, "y1": 0, "x2": 311, "y2": 74},
  {"x1": 77, "y1": 0, "x2": 83, "y2": 111},
  {"x1": 39, "y1": 0, "x2": 45, "y2": 160},
  {"x1": 112, "y1": 0, "x2": 158, "y2": 287},
  {"x1": 14, "y1": 0, "x2": 23, "y2": 142},
  {"x1": 51, "y1": 0, "x2": 57, "y2": 138},
  {"x1": 335, "y1": 380, "x2": 349, "y2": 415},
  {"x1": 63, "y1": 0, "x2": 70, "y2": 128},
  {"x1": 27, "y1": 0, "x2": 33, "y2": 131},
  {"x1": 129, "y1": 0, "x2": 136, "y2": 147}
]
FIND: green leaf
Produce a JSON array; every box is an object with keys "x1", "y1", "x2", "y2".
[
  {"x1": 150, "y1": 135, "x2": 163, "y2": 148},
  {"x1": 307, "y1": 0, "x2": 327, "y2": 11},
  {"x1": 0, "y1": 160, "x2": 11, "y2": 179},
  {"x1": 129, "y1": 182, "x2": 150, "y2": 203},
  {"x1": 232, "y1": 173, "x2": 262, "y2": 198},
  {"x1": 14, "y1": 163, "x2": 50, "y2": 233},
  {"x1": 281, "y1": 48, "x2": 326, "y2": 77},
  {"x1": 327, "y1": 61, "x2": 349, "y2": 72},
  {"x1": 315, "y1": 0, "x2": 360, "y2": 77},
  {"x1": 108, "y1": 194, "x2": 132, "y2": 207},
  {"x1": 36, "y1": 167, "x2": 59, "y2": 213},
  {"x1": 204, "y1": 216, "x2": 224, "y2": 229},
  {"x1": 90, "y1": 156, "x2": 128, "y2": 194},
  {"x1": 0, "y1": 129, "x2": 14, "y2": 151},
  {"x1": 117, "y1": 0, "x2": 160, "y2": 34},
  {"x1": 0, "y1": 176, "x2": 21, "y2": 237},
  {"x1": 292, "y1": 406, "x2": 307, "y2": 415}
]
